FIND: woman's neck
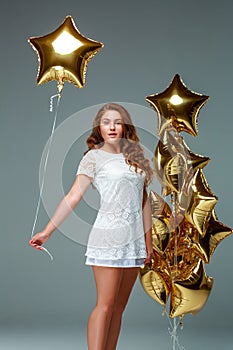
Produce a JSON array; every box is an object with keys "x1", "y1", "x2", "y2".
[{"x1": 99, "y1": 142, "x2": 121, "y2": 154}]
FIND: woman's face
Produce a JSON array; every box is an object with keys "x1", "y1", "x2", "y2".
[{"x1": 99, "y1": 110, "x2": 123, "y2": 145}]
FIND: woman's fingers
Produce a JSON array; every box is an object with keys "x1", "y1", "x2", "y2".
[
  {"x1": 29, "y1": 231, "x2": 50, "y2": 248},
  {"x1": 144, "y1": 256, "x2": 151, "y2": 265},
  {"x1": 29, "y1": 239, "x2": 43, "y2": 251},
  {"x1": 144, "y1": 251, "x2": 155, "y2": 265}
]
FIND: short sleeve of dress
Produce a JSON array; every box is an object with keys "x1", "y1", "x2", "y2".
[{"x1": 76, "y1": 150, "x2": 96, "y2": 180}]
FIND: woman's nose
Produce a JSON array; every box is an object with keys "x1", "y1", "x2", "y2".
[{"x1": 110, "y1": 122, "x2": 115, "y2": 130}]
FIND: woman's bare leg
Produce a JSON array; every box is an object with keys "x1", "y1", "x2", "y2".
[
  {"x1": 104, "y1": 267, "x2": 139, "y2": 350},
  {"x1": 87, "y1": 266, "x2": 123, "y2": 350}
]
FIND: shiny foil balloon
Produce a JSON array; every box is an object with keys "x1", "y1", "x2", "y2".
[
  {"x1": 28, "y1": 16, "x2": 104, "y2": 92},
  {"x1": 181, "y1": 139, "x2": 210, "y2": 195},
  {"x1": 153, "y1": 130, "x2": 210, "y2": 196},
  {"x1": 180, "y1": 169, "x2": 218, "y2": 236},
  {"x1": 200, "y1": 211, "x2": 233, "y2": 262},
  {"x1": 165, "y1": 230, "x2": 208, "y2": 274},
  {"x1": 149, "y1": 190, "x2": 175, "y2": 229},
  {"x1": 139, "y1": 251, "x2": 172, "y2": 306},
  {"x1": 151, "y1": 217, "x2": 170, "y2": 255},
  {"x1": 179, "y1": 218, "x2": 209, "y2": 264},
  {"x1": 170, "y1": 260, "x2": 213, "y2": 318},
  {"x1": 149, "y1": 190, "x2": 175, "y2": 255},
  {"x1": 146, "y1": 74, "x2": 209, "y2": 136},
  {"x1": 154, "y1": 140, "x2": 185, "y2": 194}
]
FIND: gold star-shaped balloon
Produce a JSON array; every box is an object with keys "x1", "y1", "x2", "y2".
[
  {"x1": 149, "y1": 190, "x2": 174, "y2": 255},
  {"x1": 200, "y1": 211, "x2": 232, "y2": 263},
  {"x1": 181, "y1": 169, "x2": 218, "y2": 237},
  {"x1": 28, "y1": 16, "x2": 104, "y2": 92},
  {"x1": 170, "y1": 259, "x2": 213, "y2": 318},
  {"x1": 139, "y1": 250, "x2": 172, "y2": 306},
  {"x1": 177, "y1": 219, "x2": 209, "y2": 263},
  {"x1": 153, "y1": 131, "x2": 210, "y2": 194},
  {"x1": 146, "y1": 74, "x2": 209, "y2": 136}
]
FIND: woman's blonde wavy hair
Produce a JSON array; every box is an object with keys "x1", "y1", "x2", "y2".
[{"x1": 85, "y1": 103, "x2": 154, "y2": 186}]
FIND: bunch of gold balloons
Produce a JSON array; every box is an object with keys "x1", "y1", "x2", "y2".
[{"x1": 140, "y1": 74, "x2": 232, "y2": 319}]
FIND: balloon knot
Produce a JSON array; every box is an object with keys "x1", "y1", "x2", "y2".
[{"x1": 49, "y1": 93, "x2": 61, "y2": 112}]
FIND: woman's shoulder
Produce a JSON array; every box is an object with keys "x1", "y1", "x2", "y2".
[
  {"x1": 80, "y1": 148, "x2": 106, "y2": 163},
  {"x1": 82, "y1": 148, "x2": 98, "y2": 159},
  {"x1": 77, "y1": 149, "x2": 98, "y2": 177}
]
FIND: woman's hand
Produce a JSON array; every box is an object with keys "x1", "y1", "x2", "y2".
[
  {"x1": 29, "y1": 231, "x2": 51, "y2": 251},
  {"x1": 144, "y1": 251, "x2": 154, "y2": 265}
]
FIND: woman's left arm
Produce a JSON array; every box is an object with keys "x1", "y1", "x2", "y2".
[{"x1": 142, "y1": 186, "x2": 154, "y2": 263}]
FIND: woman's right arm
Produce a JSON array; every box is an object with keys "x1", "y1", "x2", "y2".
[{"x1": 29, "y1": 174, "x2": 92, "y2": 248}]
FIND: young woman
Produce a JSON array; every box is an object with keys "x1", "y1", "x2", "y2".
[{"x1": 30, "y1": 103, "x2": 154, "y2": 350}]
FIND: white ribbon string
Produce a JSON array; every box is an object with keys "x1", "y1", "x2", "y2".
[
  {"x1": 164, "y1": 313, "x2": 186, "y2": 350},
  {"x1": 30, "y1": 93, "x2": 61, "y2": 261}
]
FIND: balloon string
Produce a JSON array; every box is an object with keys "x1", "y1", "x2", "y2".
[
  {"x1": 30, "y1": 93, "x2": 61, "y2": 261},
  {"x1": 165, "y1": 314, "x2": 186, "y2": 350},
  {"x1": 171, "y1": 192, "x2": 178, "y2": 277}
]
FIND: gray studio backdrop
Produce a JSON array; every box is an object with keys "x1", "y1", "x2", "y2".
[{"x1": 1, "y1": 0, "x2": 233, "y2": 349}]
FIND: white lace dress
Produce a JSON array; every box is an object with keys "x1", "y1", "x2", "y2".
[{"x1": 76, "y1": 149, "x2": 147, "y2": 267}]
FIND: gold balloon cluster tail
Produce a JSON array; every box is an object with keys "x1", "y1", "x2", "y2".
[{"x1": 140, "y1": 74, "x2": 232, "y2": 319}]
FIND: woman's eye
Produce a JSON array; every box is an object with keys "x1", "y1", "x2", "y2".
[{"x1": 101, "y1": 120, "x2": 121, "y2": 125}]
